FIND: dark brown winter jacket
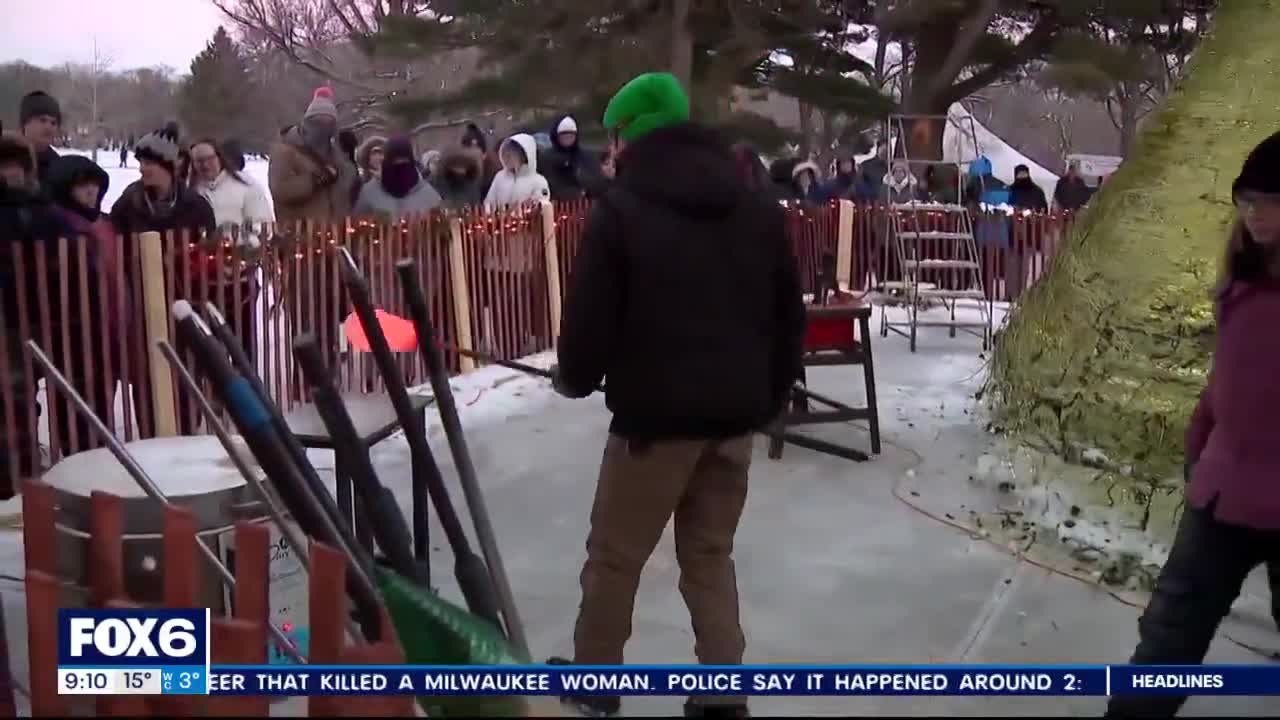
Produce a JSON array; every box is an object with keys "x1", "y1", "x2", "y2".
[{"x1": 268, "y1": 127, "x2": 359, "y2": 224}]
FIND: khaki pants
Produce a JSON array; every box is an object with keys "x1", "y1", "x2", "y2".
[{"x1": 573, "y1": 434, "x2": 752, "y2": 678}]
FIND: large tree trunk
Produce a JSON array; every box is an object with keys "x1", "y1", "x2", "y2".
[
  {"x1": 990, "y1": 0, "x2": 1280, "y2": 496},
  {"x1": 797, "y1": 101, "x2": 815, "y2": 157},
  {"x1": 898, "y1": 88, "x2": 951, "y2": 162}
]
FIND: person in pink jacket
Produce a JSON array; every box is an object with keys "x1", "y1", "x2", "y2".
[{"x1": 1107, "y1": 131, "x2": 1280, "y2": 718}]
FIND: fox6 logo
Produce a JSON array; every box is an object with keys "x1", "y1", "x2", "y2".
[
  {"x1": 58, "y1": 609, "x2": 208, "y2": 667},
  {"x1": 70, "y1": 617, "x2": 195, "y2": 657}
]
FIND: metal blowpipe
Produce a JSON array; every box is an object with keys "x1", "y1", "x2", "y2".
[{"x1": 25, "y1": 340, "x2": 306, "y2": 665}]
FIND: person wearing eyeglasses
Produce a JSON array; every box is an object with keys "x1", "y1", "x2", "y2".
[{"x1": 1106, "y1": 131, "x2": 1280, "y2": 718}]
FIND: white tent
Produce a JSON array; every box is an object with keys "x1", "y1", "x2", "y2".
[{"x1": 856, "y1": 105, "x2": 1061, "y2": 203}]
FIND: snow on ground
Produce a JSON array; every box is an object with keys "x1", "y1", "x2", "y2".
[
  {"x1": 2, "y1": 295, "x2": 1276, "y2": 715},
  {"x1": 423, "y1": 351, "x2": 560, "y2": 431}
]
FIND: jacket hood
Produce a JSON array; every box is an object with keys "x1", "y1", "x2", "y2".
[
  {"x1": 969, "y1": 155, "x2": 993, "y2": 177},
  {"x1": 615, "y1": 122, "x2": 745, "y2": 217},
  {"x1": 281, "y1": 125, "x2": 306, "y2": 148},
  {"x1": 440, "y1": 147, "x2": 482, "y2": 182},
  {"x1": 462, "y1": 123, "x2": 488, "y2": 153},
  {"x1": 769, "y1": 157, "x2": 799, "y2": 185},
  {"x1": 884, "y1": 162, "x2": 919, "y2": 191},
  {"x1": 47, "y1": 154, "x2": 110, "y2": 209},
  {"x1": 791, "y1": 161, "x2": 820, "y2": 181},
  {"x1": 500, "y1": 134, "x2": 540, "y2": 176},
  {"x1": 550, "y1": 115, "x2": 579, "y2": 151},
  {"x1": 356, "y1": 135, "x2": 387, "y2": 170}
]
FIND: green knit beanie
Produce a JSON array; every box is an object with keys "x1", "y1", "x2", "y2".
[{"x1": 602, "y1": 72, "x2": 691, "y2": 142}]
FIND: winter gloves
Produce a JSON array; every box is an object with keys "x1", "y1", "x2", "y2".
[{"x1": 549, "y1": 364, "x2": 593, "y2": 400}]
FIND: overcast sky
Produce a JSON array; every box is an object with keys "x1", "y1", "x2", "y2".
[{"x1": 2, "y1": 0, "x2": 225, "y2": 72}]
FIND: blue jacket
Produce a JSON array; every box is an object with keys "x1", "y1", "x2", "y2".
[{"x1": 966, "y1": 156, "x2": 1009, "y2": 206}]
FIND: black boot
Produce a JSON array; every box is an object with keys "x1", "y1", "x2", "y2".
[
  {"x1": 684, "y1": 698, "x2": 750, "y2": 719},
  {"x1": 547, "y1": 656, "x2": 621, "y2": 717}
]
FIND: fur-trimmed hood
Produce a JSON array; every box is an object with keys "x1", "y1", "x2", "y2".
[
  {"x1": 356, "y1": 135, "x2": 387, "y2": 172},
  {"x1": 439, "y1": 146, "x2": 482, "y2": 182},
  {"x1": 791, "y1": 161, "x2": 821, "y2": 181}
]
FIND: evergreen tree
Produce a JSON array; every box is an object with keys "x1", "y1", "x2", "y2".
[
  {"x1": 840, "y1": 0, "x2": 1218, "y2": 159},
  {"x1": 371, "y1": 1, "x2": 1211, "y2": 157},
  {"x1": 179, "y1": 27, "x2": 261, "y2": 152},
  {"x1": 368, "y1": 1, "x2": 896, "y2": 152},
  {"x1": 991, "y1": 0, "x2": 1268, "y2": 529}
]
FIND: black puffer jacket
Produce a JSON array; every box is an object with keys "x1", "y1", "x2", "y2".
[
  {"x1": 540, "y1": 115, "x2": 603, "y2": 201},
  {"x1": 109, "y1": 180, "x2": 217, "y2": 298},
  {"x1": 109, "y1": 180, "x2": 216, "y2": 240},
  {"x1": 1009, "y1": 178, "x2": 1048, "y2": 212},
  {"x1": 557, "y1": 122, "x2": 807, "y2": 440},
  {"x1": 433, "y1": 147, "x2": 487, "y2": 210}
]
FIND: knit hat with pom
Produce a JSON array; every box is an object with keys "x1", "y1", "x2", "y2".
[
  {"x1": 305, "y1": 87, "x2": 338, "y2": 121},
  {"x1": 134, "y1": 124, "x2": 182, "y2": 175}
]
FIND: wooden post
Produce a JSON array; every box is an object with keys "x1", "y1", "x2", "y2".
[
  {"x1": 540, "y1": 200, "x2": 563, "y2": 344},
  {"x1": 447, "y1": 219, "x2": 476, "y2": 373},
  {"x1": 836, "y1": 199, "x2": 855, "y2": 292},
  {"x1": 138, "y1": 231, "x2": 177, "y2": 436}
]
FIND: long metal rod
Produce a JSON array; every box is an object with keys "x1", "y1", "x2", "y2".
[
  {"x1": 292, "y1": 335, "x2": 424, "y2": 584},
  {"x1": 335, "y1": 250, "x2": 432, "y2": 562},
  {"x1": 439, "y1": 341, "x2": 555, "y2": 381},
  {"x1": 158, "y1": 340, "x2": 365, "y2": 645},
  {"x1": 395, "y1": 259, "x2": 527, "y2": 655},
  {"x1": 26, "y1": 340, "x2": 306, "y2": 664},
  {"x1": 202, "y1": 302, "x2": 370, "y2": 577},
  {"x1": 156, "y1": 341, "x2": 311, "y2": 569},
  {"x1": 171, "y1": 304, "x2": 382, "y2": 641},
  {"x1": 338, "y1": 249, "x2": 504, "y2": 630}
]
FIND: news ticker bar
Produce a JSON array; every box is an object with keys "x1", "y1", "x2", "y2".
[{"x1": 55, "y1": 665, "x2": 1280, "y2": 697}]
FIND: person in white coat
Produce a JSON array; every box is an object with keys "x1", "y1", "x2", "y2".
[
  {"x1": 483, "y1": 133, "x2": 551, "y2": 209},
  {"x1": 479, "y1": 133, "x2": 551, "y2": 354},
  {"x1": 189, "y1": 137, "x2": 274, "y2": 362}
]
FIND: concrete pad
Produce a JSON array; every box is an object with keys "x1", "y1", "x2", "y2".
[{"x1": 0, "y1": 306, "x2": 1274, "y2": 717}]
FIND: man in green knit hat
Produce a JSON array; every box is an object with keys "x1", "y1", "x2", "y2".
[{"x1": 548, "y1": 72, "x2": 806, "y2": 719}]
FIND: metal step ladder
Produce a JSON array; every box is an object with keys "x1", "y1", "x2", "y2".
[{"x1": 878, "y1": 114, "x2": 992, "y2": 353}]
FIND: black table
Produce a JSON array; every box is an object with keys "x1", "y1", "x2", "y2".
[{"x1": 284, "y1": 392, "x2": 435, "y2": 556}]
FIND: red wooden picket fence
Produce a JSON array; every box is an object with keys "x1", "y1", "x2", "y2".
[
  {"x1": 18, "y1": 478, "x2": 415, "y2": 717},
  {"x1": 0, "y1": 199, "x2": 1075, "y2": 498}
]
